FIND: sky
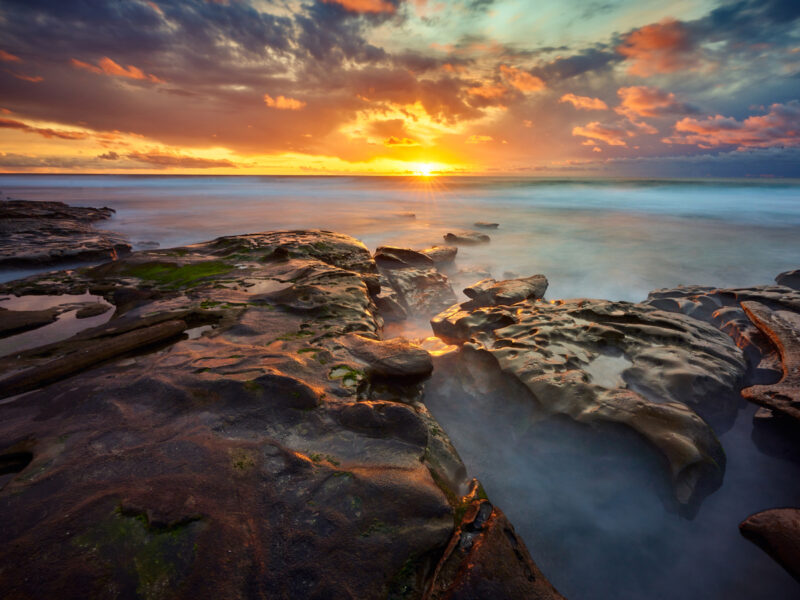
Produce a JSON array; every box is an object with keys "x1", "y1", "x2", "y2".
[{"x1": 0, "y1": 0, "x2": 799, "y2": 177}]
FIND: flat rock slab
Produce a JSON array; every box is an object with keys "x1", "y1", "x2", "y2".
[
  {"x1": 0, "y1": 229, "x2": 557, "y2": 599},
  {"x1": 432, "y1": 290, "x2": 747, "y2": 511},
  {"x1": 740, "y1": 508, "x2": 800, "y2": 583},
  {"x1": 473, "y1": 222, "x2": 499, "y2": 229},
  {"x1": 0, "y1": 199, "x2": 131, "y2": 268},
  {"x1": 443, "y1": 231, "x2": 490, "y2": 245},
  {"x1": 374, "y1": 246, "x2": 435, "y2": 269},
  {"x1": 464, "y1": 275, "x2": 548, "y2": 306}
]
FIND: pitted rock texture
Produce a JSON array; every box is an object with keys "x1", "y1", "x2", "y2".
[
  {"x1": 0, "y1": 199, "x2": 131, "y2": 268},
  {"x1": 740, "y1": 301, "x2": 800, "y2": 424},
  {"x1": 740, "y1": 508, "x2": 800, "y2": 583},
  {"x1": 432, "y1": 292, "x2": 747, "y2": 509},
  {"x1": 0, "y1": 230, "x2": 555, "y2": 600},
  {"x1": 464, "y1": 275, "x2": 548, "y2": 307},
  {"x1": 645, "y1": 283, "x2": 800, "y2": 383}
]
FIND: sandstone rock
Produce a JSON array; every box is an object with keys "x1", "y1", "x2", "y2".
[
  {"x1": 425, "y1": 479, "x2": 565, "y2": 600},
  {"x1": 740, "y1": 508, "x2": 800, "y2": 583},
  {"x1": 373, "y1": 273, "x2": 408, "y2": 322},
  {"x1": 0, "y1": 306, "x2": 58, "y2": 337},
  {"x1": 420, "y1": 245, "x2": 458, "y2": 266},
  {"x1": 382, "y1": 267, "x2": 457, "y2": 318},
  {"x1": 740, "y1": 301, "x2": 800, "y2": 424},
  {"x1": 443, "y1": 231, "x2": 490, "y2": 245},
  {"x1": 0, "y1": 230, "x2": 556, "y2": 599},
  {"x1": 464, "y1": 275, "x2": 548, "y2": 307},
  {"x1": 374, "y1": 246, "x2": 435, "y2": 269},
  {"x1": 75, "y1": 302, "x2": 112, "y2": 319},
  {"x1": 344, "y1": 334, "x2": 433, "y2": 379},
  {"x1": 776, "y1": 269, "x2": 800, "y2": 290},
  {"x1": 0, "y1": 199, "x2": 131, "y2": 268},
  {"x1": 432, "y1": 291, "x2": 747, "y2": 510},
  {"x1": 473, "y1": 222, "x2": 499, "y2": 229}
]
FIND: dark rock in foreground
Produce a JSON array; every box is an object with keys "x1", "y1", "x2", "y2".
[
  {"x1": 0, "y1": 199, "x2": 131, "y2": 268},
  {"x1": 776, "y1": 269, "x2": 800, "y2": 291},
  {"x1": 0, "y1": 230, "x2": 560, "y2": 599},
  {"x1": 740, "y1": 508, "x2": 800, "y2": 583},
  {"x1": 431, "y1": 289, "x2": 747, "y2": 511}
]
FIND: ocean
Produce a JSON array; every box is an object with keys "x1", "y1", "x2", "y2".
[{"x1": 2, "y1": 175, "x2": 800, "y2": 599}]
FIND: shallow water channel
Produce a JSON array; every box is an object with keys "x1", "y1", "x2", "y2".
[{"x1": 422, "y1": 360, "x2": 800, "y2": 599}]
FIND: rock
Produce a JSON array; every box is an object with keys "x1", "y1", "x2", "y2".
[
  {"x1": 75, "y1": 302, "x2": 112, "y2": 319},
  {"x1": 464, "y1": 275, "x2": 548, "y2": 306},
  {"x1": 394, "y1": 212, "x2": 416, "y2": 219},
  {"x1": 372, "y1": 274, "x2": 407, "y2": 322},
  {"x1": 0, "y1": 199, "x2": 131, "y2": 268},
  {"x1": 776, "y1": 269, "x2": 800, "y2": 290},
  {"x1": 432, "y1": 290, "x2": 747, "y2": 510},
  {"x1": 740, "y1": 301, "x2": 800, "y2": 424},
  {"x1": 382, "y1": 266, "x2": 457, "y2": 318},
  {"x1": 740, "y1": 508, "x2": 800, "y2": 583},
  {"x1": 344, "y1": 334, "x2": 433, "y2": 379},
  {"x1": 420, "y1": 245, "x2": 458, "y2": 266},
  {"x1": 444, "y1": 231, "x2": 490, "y2": 245},
  {"x1": 374, "y1": 246, "x2": 435, "y2": 269},
  {"x1": 426, "y1": 480, "x2": 565, "y2": 600},
  {"x1": 473, "y1": 222, "x2": 499, "y2": 229},
  {"x1": 0, "y1": 306, "x2": 58, "y2": 337},
  {"x1": 0, "y1": 230, "x2": 557, "y2": 599}
]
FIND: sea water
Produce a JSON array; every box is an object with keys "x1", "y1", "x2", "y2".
[{"x1": 2, "y1": 175, "x2": 800, "y2": 598}]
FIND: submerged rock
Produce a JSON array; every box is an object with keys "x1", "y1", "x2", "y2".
[
  {"x1": 473, "y1": 221, "x2": 499, "y2": 229},
  {"x1": 443, "y1": 231, "x2": 490, "y2": 245},
  {"x1": 0, "y1": 230, "x2": 555, "y2": 599},
  {"x1": 432, "y1": 288, "x2": 747, "y2": 511},
  {"x1": 740, "y1": 508, "x2": 800, "y2": 583},
  {"x1": 0, "y1": 199, "x2": 131, "y2": 268}
]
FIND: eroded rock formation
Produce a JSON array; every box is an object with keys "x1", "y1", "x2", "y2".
[{"x1": 0, "y1": 230, "x2": 559, "y2": 599}]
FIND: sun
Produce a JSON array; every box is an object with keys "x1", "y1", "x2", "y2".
[{"x1": 411, "y1": 162, "x2": 436, "y2": 177}]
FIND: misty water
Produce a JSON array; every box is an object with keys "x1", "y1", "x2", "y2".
[{"x1": 2, "y1": 175, "x2": 800, "y2": 597}]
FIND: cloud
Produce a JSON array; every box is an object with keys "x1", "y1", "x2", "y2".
[
  {"x1": 383, "y1": 136, "x2": 419, "y2": 147},
  {"x1": 617, "y1": 19, "x2": 695, "y2": 76},
  {"x1": 560, "y1": 93, "x2": 608, "y2": 110},
  {"x1": 263, "y1": 94, "x2": 306, "y2": 110},
  {"x1": 667, "y1": 101, "x2": 800, "y2": 149},
  {"x1": 466, "y1": 134, "x2": 493, "y2": 144},
  {"x1": 615, "y1": 86, "x2": 696, "y2": 118},
  {"x1": 71, "y1": 57, "x2": 164, "y2": 83},
  {"x1": 0, "y1": 117, "x2": 88, "y2": 140},
  {"x1": 499, "y1": 65, "x2": 545, "y2": 92},
  {"x1": 97, "y1": 151, "x2": 120, "y2": 160},
  {"x1": 126, "y1": 151, "x2": 237, "y2": 168},
  {"x1": 320, "y1": 0, "x2": 397, "y2": 13},
  {"x1": 466, "y1": 83, "x2": 507, "y2": 99},
  {"x1": 572, "y1": 121, "x2": 635, "y2": 146},
  {"x1": 0, "y1": 50, "x2": 21, "y2": 62},
  {"x1": 9, "y1": 72, "x2": 43, "y2": 83}
]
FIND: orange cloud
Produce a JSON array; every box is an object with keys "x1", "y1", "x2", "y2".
[
  {"x1": 572, "y1": 122, "x2": 634, "y2": 146},
  {"x1": 10, "y1": 72, "x2": 43, "y2": 83},
  {"x1": 71, "y1": 57, "x2": 164, "y2": 83},
  {"x1": 499, "y1": 65, "x2": 545, "y2": 92},
  {"x1": 320, "y1": 0, "x2": 396, "y2": 13},
  {"x1": 0, "y1": 50, "x2": 21, "y2": 62},
  {"x1": 560, "y1": 93, "x2": 608, "y2": 111},
  {"x1": 668, "y1": 101, "x2": 800, "y2": 149},
  {"x1": 616, "y1": 86, "x2": 691, "y2": 118},
  {"x1": 263, "y1": 94, "x2": 306, "y2": 110},
  {"x1": 617, "y1": 19, "x2": 694, "y2": 76},
  {"x1": 127, "y1": 151, "x2": 237, "y2": 168},
  {"x1": 466, "y1": 134, "x2": 493, "y2": 144},
  {"x1": 467, "y1": 83, "x2": 507, "y2": 99},
  {"x1": 383, "y1": 136, "x2": 420, "y2": 147},
  {"x1": 0, "y1": 117, "x2": 88, "y2": 140}
]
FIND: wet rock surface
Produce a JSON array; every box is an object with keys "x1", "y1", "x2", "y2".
[
  {"x1": 740, "y1": 508, "x2": 800, "y2": 583},
  {"x1": 443, "y1": 231, "x2": 490, "y2": 245},
  {"x1": 0, "y1": 199, "x2": 132, "y2": 268},
  {"x1": 431, "y1": 290, "x2": 747, "y2": 510},
  {"x1": 463, "y1": 275, "x2": 548, "y2": 307},
  {"x1": 0, "y1": 230, "x2": 552, "y2": 599}
]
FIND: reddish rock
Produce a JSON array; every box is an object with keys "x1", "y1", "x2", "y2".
[{"x1": 740, "y1": 508, "x2": 800, "y2": 583}]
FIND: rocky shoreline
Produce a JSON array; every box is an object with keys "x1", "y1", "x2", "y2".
[
  {"x1": 1, "y1": 217, "x2": 799, "y2": 597},
  {"x1": 0, "y1": 199, "x2": 131, "y2": 269}
]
